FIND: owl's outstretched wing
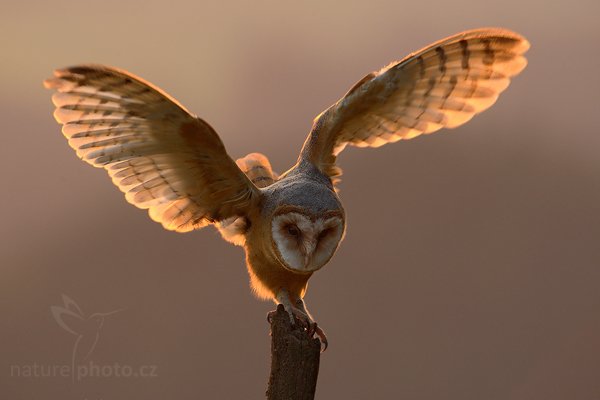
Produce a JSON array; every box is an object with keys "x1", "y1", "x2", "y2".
[
  {"x1": 299, "y1": 28, "x2": 530, "y2": 179},
  {"x1": 44, "y1": 65, "x2": 260, "y2": 232}
]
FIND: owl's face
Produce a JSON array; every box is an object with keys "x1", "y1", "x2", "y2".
[{"x1": 270, "y1": 207, "x2": 345, "y2": 274}]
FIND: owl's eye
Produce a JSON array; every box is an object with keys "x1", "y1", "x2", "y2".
[
  {"x1": 317, "y1": 228, "x2": 332, "y2": 242},
  {"x1": 287, "y1": 225, "x2": 300, "y2": 237}
]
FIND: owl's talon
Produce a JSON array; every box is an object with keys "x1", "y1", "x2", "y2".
[
  {"x1": 314, "y1": 325, "x2": 328, "y2": 352},
  {"x1": 292, "y1": 310, "x2": 328, "y2": 351},
  {"x1": 273, "y1": 292, "x2": 328, "y2": 350},
  {"x1": 307, "y1": 322, "x2": 316, "y2": 337},
  {"x1": 303, "y1": 320, "x2": 328, "y2": 352}
]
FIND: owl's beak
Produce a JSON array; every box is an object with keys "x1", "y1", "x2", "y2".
[
  {"x1": 303, "y1": 240, "x2": 318, "y2": 269},
  {"x1": 303, "y1": 254, "x2": 311, "y2": 268}
]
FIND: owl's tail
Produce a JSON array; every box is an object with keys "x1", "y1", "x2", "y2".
[{"x1": 236, "y1": 153, "x2": 278, "y2": 188}]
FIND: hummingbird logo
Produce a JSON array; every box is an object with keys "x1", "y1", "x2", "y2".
[{"x1": 51, "y1": 294, "x2": 123, "y2": 381}]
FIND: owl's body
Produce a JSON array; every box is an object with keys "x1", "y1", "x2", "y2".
[
  {"x1": 239, "y1": 160, "x2": 344, "y2": 301},
  {"x1": 44, "y1": 28, "x2": 530, "y2": 347}
]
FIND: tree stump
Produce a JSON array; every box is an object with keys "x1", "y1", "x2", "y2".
[{"x1": 266, "y1": 304, "x2": 321, "y2": 400}]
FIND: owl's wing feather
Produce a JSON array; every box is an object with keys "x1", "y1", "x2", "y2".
[
  {"x1": 235, "y1": 152, "x2": 278, "y2": 189},
  {"x1": 44, "y1": 65, "x2": 260, "y2": 232},
  {"x1": 216, "y1": 153, "x2": 278, "y2": 246},
  {"x1": 299, "y1": 28, "x2": 530, "y2": 179}
]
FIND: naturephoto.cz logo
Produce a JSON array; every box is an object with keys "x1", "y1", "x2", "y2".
[
  {"x1": 9, "y1": 360, "x2": 157, "y2": 380},
  {"x1": 9, "y1": 294, "x2": 158, "y2": 382}
]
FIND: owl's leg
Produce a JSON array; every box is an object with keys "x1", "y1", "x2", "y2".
[
  {"x1": 267, "y1": 288, "x2": 298, "y2": 325},
  {"x1": 295, "y1": 299, "x2": 328, "y2": 351},
  {"x1": 267, "y1": 289, "x2": 309, "y2": 326}
]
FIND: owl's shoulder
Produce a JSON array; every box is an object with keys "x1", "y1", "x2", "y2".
[{"x1": 271, "y1": 161, "x2": 334, "y2": 191}]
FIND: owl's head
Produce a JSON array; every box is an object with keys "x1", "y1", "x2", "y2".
[{"x1": 271, "y1": 206, "x2": 345, "y2": 274}]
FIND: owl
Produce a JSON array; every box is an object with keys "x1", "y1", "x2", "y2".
[{"x1": 44, "y1": 28, "x2": 529, "y2": 349}]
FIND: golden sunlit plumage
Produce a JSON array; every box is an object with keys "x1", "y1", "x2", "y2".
[
  {"x1": 301, "y1": 28, "x2": 529, "y2": 181},
  {"x1": 44, "y1": 65, "x2": 260, "y2": 233},
  {"x1": 44, "y1": 28, "x2": 529, "y2": 349}
]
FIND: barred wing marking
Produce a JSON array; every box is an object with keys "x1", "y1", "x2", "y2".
[
  {"x1": 300, "y1": 28, "x2": 530, "y2": 178},
  {"x1": 44, "y1": 65, "x2": 260, "y2": 232}
]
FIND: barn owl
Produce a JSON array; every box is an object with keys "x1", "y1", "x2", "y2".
[{"x1": 44, "y1": 28, "x2": 529, "y2": 349}]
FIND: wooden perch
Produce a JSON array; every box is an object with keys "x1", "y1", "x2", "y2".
[{"x1": 266, "y1": 304, "x2": 321, "y2": 400}]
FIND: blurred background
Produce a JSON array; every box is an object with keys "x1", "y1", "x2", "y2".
[{"x1": 1, "y1": 0, "x2": 599, "y2": 399}]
